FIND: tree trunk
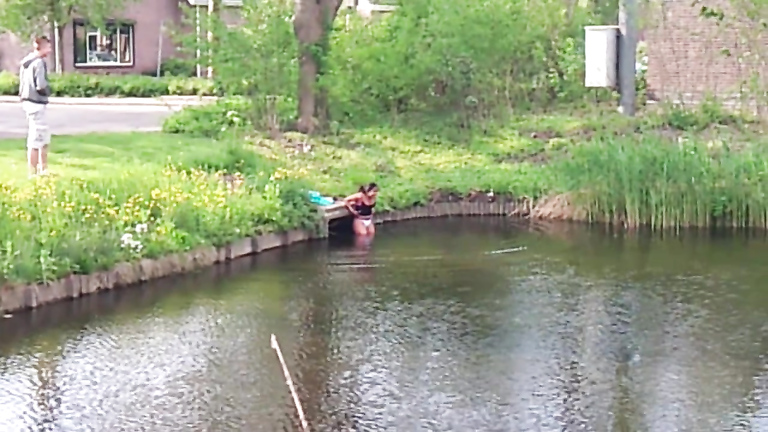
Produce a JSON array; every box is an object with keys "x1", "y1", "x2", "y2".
[
  {"x1": 315, "y1": 84, "x2": 330, "y2": 128},
  {"x1": 293, "y1": 0, "x2": 342, "y2": 134},
  {"x1": 297, "y1": 51, "x2": 318, "y2": 133}
]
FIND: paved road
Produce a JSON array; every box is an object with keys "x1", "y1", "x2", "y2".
[{"x1": 0, "y1": 103, "x2": 178, "y2": 139}]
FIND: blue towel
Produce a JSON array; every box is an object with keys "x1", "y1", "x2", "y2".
[{"x1": 308, "y1": 191, "x2": 335, "y2": 206}]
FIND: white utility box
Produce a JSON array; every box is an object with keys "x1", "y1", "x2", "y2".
[{"x1": 584, "y1": 25, "x2": 619, "y2": 88}]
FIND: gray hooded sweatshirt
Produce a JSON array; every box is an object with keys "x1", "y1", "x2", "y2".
[{"x1": 18, "y1": 53, "x2": 51, "y2": 104}]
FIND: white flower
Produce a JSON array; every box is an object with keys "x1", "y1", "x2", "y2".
[
  {"x1": 135, "y1": 223, "x2": 148, "y2": 233},
  {"x1": 120, "y1": 232, "x2": 143, "y2": 252}
]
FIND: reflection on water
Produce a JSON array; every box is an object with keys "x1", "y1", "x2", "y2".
[{"x1": 2, "y1": 218, "x2": 768, "y2": 431}]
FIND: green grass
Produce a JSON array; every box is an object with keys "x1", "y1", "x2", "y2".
[
  {"x1": 0, "y1": 133, "x2": 224, "y2": 181},
  {"x1": 3, "y1": 105, "x2": 768, "y2": 285},
  {"x1": 3, "y1": 106, "x2": 765, "y2": 217},
  {"x1": 0, "y1": 132, "x2": 317, "y2": 284},
  {"x1": 0, "y1": 109, "x2": 587, "y2": 203},
  {"x1": 558, "y1": 135, "x2": 768, "y2": 230}
]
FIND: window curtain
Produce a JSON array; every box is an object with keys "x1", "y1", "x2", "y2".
[{"x1": 119, "y1": 30, "x2": 131, "y2": 63}]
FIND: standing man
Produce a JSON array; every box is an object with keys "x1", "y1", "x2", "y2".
[{"x1": 18, "y1": 36, "x2": 52, "y2": 177}]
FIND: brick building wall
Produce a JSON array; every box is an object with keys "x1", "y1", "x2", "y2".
[
  {"x1": 644, "y1": 0, "x2": 767, "y2": 102},
  {"x1": 60, "y1": 0, "x2": 183, "y2": 74},
  {"x1": 0, "y1": 31, "x2": 55, "y2": 74},
  {"x1": 0, "y1": 1, "x2": 245, "y2": 75}
]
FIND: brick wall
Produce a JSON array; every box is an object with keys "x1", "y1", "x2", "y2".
[
  {"x1": 645, "y1": 0, "x2": 767, "y2": 103},
  {"x1": 0, "y1": 32, "x2": 55, "y2": 73},
  {"x1": 61, "y1": 0, "x2": 183, "y2": 74},
  {"x1": 0, "y1": 0, "x2": 183, "y2": 75},
  {"x1": 0, "y1": 33, "x2": 31, "y2": 73}
]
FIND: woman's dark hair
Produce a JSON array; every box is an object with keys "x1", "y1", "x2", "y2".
[{"x1": 358, "y1": 182, "x2": 378, "y2": 194}]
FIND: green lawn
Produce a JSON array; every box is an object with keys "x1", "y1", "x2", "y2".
[
  {"x1": 0, "y1": 106, "x2": 760, "y2": 195},
  {"x1": 0, "y1": 114, "x2": 575, "y2": 201},
  {"x1": 1, "y1": 107, "x2": 767, "y2": 284},
  {"x1": 0, "y1": 133, "x2": 223, "y2": 181},
  {"x1": 0, "y1": 108, "x2": 634, "y2": 179}
]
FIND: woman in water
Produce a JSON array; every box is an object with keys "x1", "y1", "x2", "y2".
[{"x1": 343, "y1": 183, "x2": 378, "y2": 236}]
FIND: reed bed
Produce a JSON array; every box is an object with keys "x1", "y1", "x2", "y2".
[{"x1": 555, "y1": 135, "x2": 768, "y2": 230}]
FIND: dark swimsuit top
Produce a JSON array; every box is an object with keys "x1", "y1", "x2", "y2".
[{"x1": 354, "y1": 200, "x2": 376, "y2": 218}]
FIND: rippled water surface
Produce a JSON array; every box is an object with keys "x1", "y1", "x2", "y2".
[{"x1": 2, "y1": 218, "x2": 768, "y2": 432}]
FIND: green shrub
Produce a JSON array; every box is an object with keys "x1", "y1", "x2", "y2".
[
  {"x1": 167, "y1": 77, "x2": 215, "y2": 96},
  {"x1": 160, "y1": 58, "x2": 197, "y2": 77},
  {"x1": 323, "y1": 0, "x2": 605, "y2": 124},
  {"x1": 162, "y1": 97, "x2": 253, "y2": 137},
  {"x1": 182, "y1": 0, "x2": 608, "y2": 130},
  {"x1": 177, "y1": 140, "x2": 277, "y2": 175},
  {"x1": 0, "y1": 71, "x2": 215, "y2": 97},
  {"x1": 0, "y1": 72, "x2": 18, "y2": 96},
  {"x1": 657, "y1": 98, "x2": 749, "y2": 132}
]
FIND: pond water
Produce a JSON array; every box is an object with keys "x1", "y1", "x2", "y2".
[{"x1": 1, "y1": 218, "x2": 768, "y2": 432}]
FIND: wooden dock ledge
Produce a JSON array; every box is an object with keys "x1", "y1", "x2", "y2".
[{"x1": 319, "y1": 201, "x2": 352, "y2": 221}]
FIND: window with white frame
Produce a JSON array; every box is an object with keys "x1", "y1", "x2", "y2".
[{"x1": 73, "y1": 21, "x2": 134, "y2": 66}]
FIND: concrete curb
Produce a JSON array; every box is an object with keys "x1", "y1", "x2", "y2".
[
  {"x1": 0, "y1": 201, "x2": 520, "y2": 314},
  {"x1": 0, "y1": 95, "x2": 218, "y2": 107}
]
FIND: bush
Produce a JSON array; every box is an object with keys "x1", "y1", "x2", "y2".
[
  {"x1": 0, "y1": 71, "x2": 216, "y2": 97},
  {"x1": 162, "y1": 95, "x2": 296, "y2": 137},
  {"x1": 160, "y1": 58, "x2": 197, "y2": 77},
  {"x1": 324, "y1": 0, "x2": 603, "y2": 124},
  {"x1": 0, "y1": 72, "x2": 17, "y2": 96},
  {"x1": 169, "y1": 0, "x2": 298, "y2": 131},
  {"x1": 179, "y1": 0, "x2": 608, "y2": 131},
  {"x1": 0, "y1": 165, "x2": 317, "y2": 284},
  {"x1": 162, "y1": 97, "x2": 253, "y2": 137},
  {"x1": 657, "y1": 98, "x2": 749, "y2": 132},
  {"x1": 176, "y1": 139, "x2": 277, "y2": 174}
]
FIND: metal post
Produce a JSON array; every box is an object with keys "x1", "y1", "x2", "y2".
[
  {"x1": 196, "y1": 6, "x2": 202, "y2": 78},
  {"x1": 53, "y1": 22, "x2": 61, "y2": 73},
  {"x1": 618, "y1": 0, "x2": 637, "y2": 115},
  {"x1": 156, "y1": 20, "x2": 164, "y2": 78},
  {"x1": 207, "y1": 0, "x2": 216, "y2": 79}
]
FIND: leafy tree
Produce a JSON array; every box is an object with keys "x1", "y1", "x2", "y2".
[{"x1": 196, "y1": 0, "x2": 601, "y2": 133}]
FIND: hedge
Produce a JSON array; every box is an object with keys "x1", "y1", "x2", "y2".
[{"x1": 0, "y1": 71, "x2": 216, "y2": 98}]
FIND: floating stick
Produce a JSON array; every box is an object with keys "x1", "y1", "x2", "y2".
[
  {"x1": 270, "y1": 334, "x2": 310, "y2": 432},
  {"x1": 485, "y1": 246, "x2": 527, "y2": 255}
]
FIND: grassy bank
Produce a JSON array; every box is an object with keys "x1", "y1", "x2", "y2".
[
  {"x1": 0, "y1": 133, "x2": 318, "y2": 285},
  {"x1": 1, "y1": 106, "x2": 767, "y2": 286},
  {"x1": 163, "y1": 99, "x2": 768, "y2": 229}
]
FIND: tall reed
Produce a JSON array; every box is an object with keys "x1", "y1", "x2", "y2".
[{"x1": 555, "y1": 135, "x2": 768, "y2": 230}]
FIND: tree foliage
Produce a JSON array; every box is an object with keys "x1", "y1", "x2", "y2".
[
  {"x1": 0, "y1": 0, "x2": 134, "y2": 36},
  {"x1": 193, "y1": 0, "x2": 608, "y2": 130},
  {"x1": 325, "y1": 0, "x2": 600, "y2": 124}
]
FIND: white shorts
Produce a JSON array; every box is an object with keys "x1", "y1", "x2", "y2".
[
  {"x1": 360, "y1": 218, "x2": 372, "y2": 227},
  {"x1": 22, "y1": 101, "x2": 50, "y2": 150}
]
